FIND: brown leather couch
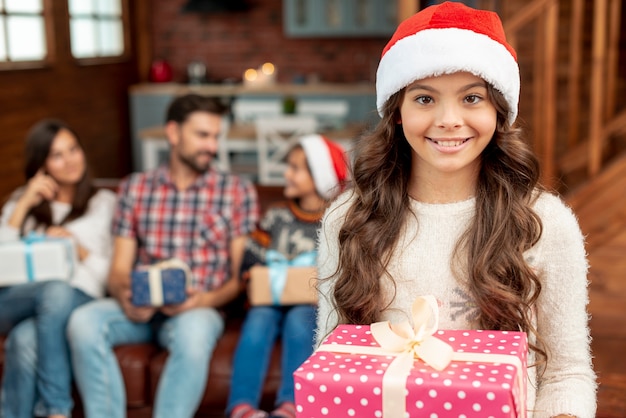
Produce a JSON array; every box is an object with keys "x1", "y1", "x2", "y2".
[
  {"x1": 0, "y1": 296, "x2": 283, "y2": 418},
  {"x1": 0, "y1": 185, "x2": 287, "y2": 418}
]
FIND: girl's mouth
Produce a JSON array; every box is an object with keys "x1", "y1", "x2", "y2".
[{"x1": 427, "y1": 137, "x2": 470, "y2": 147}]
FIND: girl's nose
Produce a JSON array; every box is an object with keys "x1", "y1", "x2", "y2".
[{"x1": 436, "y1": 103, "x2": 463, "y2": 129}]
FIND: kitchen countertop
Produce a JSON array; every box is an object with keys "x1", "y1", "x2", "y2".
[{"x1": 130, "y1": 82, "x2": 376, "y2": 96}]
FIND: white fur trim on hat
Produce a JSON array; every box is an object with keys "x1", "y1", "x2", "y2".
[
  {"x1": 376, "y1": 27, "x2": 520, "y2": 125},
  {"x1": 300, "y1": 134, "x2": 339, "y2": 200}
]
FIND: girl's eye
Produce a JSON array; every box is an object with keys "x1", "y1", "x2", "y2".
[
  {"x1": 465, "y1": 94, "x2": 482, "y2": 104},
  {"x1": 415, "y1": 95, "x2": 433, "y2": 105}
]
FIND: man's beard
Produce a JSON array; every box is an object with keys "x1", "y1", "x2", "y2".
[{"x1": 178, "y1": 151, "x2": 216, "y2": 174}]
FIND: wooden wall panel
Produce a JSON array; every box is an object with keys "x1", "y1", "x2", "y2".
[{"x1": 0, "y1": 1, "x2": 142, "y2": 201}]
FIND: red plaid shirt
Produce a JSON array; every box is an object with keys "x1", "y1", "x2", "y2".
[{"x1": 113, "y1": 166, "x2": 259, "y2": 291}]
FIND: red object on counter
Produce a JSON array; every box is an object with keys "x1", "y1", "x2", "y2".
[{"x1": 149, "y1": 60, "x2": 173, "y2": 83}]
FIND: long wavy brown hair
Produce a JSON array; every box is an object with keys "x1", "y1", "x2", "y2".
[{"x1": 329, "y1": 83, "x2": 547, "y2": 363}]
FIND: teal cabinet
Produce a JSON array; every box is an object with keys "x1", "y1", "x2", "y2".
[{"x1": 284, "y1": 0, "x2": 397, "y2": 37}]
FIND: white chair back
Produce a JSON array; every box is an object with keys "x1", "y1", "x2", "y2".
[{"x1": 255, "y1": 115, "x2": 318, "y2": 185}]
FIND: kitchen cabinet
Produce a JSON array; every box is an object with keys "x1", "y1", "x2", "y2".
[{"x1": 284, "y1": 0, "x2": 397, "y2": 37}]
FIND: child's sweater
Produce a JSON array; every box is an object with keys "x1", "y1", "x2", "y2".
[
  {"x1": 244, "y1": 200, "x2": 323, "y2": 267},
  {"x1": 316, "y1": 190, "x2": 596, "y2": 418}
]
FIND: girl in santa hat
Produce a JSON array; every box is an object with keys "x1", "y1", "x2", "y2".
[
  {"x1": 227, "y1": 135, "x2": 348, "y2": 418},
  {"x1": 314, "y1": 2, "x2": 596, "y2": 417}
]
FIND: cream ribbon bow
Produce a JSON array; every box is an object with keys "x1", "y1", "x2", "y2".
[
  {"x1": 145, "y1": 258, "x2": 192, "y2": 306},
  {"x1": 370, "y1": 294, "x2": 453, "y2": 371},
  {"x1": 369, "y1": 295, "x2": 453, "y2": 417}
]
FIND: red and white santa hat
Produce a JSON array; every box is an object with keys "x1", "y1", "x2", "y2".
[
  {"x1": 376, "y1": 1, "x2": 519, "y2": 125},
  {"x1": 299, "y1": 134, "x2": 349, "y2": 200}
]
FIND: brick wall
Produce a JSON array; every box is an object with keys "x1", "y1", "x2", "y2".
[{"x1": 150, "y1": 0, "x2": 389, "y2": 85}]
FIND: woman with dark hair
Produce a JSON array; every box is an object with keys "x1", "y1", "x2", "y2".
[{"x1": 0, "y1": 119, "x2": 116, "y2": 418}]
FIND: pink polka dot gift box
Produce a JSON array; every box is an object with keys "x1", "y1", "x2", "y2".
[{"x1": 294, "y1": 296, "x2": 528, "y2": 418}]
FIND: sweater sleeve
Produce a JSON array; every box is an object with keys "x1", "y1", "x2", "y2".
[
  {"x1": 0, "y1": 199, "x2": 20, "y2": 242},
  {"x1": 531, "y1": 193, "x2": 597, "y2": 418},
  {"x1": 66, "y1": 189, "x2": 117, "y2": 299},
  {"x1": 315, "y1": 191, "x2": 353, "y2": 346}
]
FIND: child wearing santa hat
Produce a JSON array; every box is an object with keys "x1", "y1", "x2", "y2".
[
  {"x1": 226, "y1": 135, "x2": 348, "y2": 418},
  {"x1": 314, "y1": 2, "x2": 596, "y2": 418}
]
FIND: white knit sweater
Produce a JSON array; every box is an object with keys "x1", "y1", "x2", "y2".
[
  {"x1": 316, "y1": 190, "x2": 597, "y2": 418},
  {"x1": 0, "y1": 189, "x2": 116, "y2": 298}
]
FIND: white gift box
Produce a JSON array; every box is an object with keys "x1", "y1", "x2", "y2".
[{"x1": 0, "y1": 236, "x2": 76, "y2": 286}]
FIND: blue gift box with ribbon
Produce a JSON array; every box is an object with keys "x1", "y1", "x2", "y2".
[
  {"x1": 248, "y1": 250, "x2": 318, "y2": 306},
  {"x1": 131, "y1": 258, "x2": 191, "y2": 307},
  {"x1": 0, "y1": 233, "x2": 76, "y2": 285}
]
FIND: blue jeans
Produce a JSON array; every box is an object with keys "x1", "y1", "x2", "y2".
[
  {"x1": 226, "y1": 305, "x2": 316, "y2": 414},
  {"x1": 67, "y1": 298, "x2": 225, "y2": 418},
  {"x1": 0, "y1": 280, "x2": 93, "y2": 418}
]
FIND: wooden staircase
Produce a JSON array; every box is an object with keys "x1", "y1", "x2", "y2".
[{"x1": 566, "y1": 153, "x2": 626, "y2": 253}]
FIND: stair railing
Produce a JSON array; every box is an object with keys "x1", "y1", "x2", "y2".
[
  {"x1": 501, "y1": 0, "x2": 559, "y2": 188},
  {"x1": 587, "y1": 0, "x2": 623, "y2": 178}
]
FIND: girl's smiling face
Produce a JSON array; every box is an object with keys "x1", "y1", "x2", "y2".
[{"x1": 399, "y1": 71, "x2": 497, "y2": 182}]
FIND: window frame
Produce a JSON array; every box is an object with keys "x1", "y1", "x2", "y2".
[
  {"x1": 0, "y1": 0, "x2": 54, "y2": 70},
  {"x1": 68, "y1": 0, "x2": 131, "y2": 65}
]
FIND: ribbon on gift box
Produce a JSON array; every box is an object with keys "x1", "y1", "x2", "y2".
[
  {"x1": 23, "y1": 232, "x2": 75, "y2": 282},
  {"x1": 317, "y1": 295, "x2": 527, "y2": 418},
  {"x1": 144, "y1": 258, "x2": 192, "y2": 306},
  {"x1": 265, "y1": 250, "x2": 316, "y2": 305}
]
